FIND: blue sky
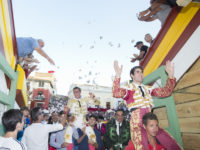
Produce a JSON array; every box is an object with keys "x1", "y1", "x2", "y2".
[{"x1": 12, "y1": 0, "x2": 161, "y2": 95}]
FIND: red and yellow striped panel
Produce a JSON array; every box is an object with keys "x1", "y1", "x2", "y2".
[{"x1": 144, "y1": 2, "x2": 200, "y2": 76}]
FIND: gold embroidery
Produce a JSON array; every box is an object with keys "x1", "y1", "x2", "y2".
[{"x1": 127, "y1": 101, "x2": 152, "y2": 109}]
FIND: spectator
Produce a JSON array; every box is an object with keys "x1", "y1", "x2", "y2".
[
  {"x1": 88, "y1": 115, "x2": 102, "y2": 150},
  {"x1": 138, "y1": 0, "x2": 172, "y2": 26},
  {"x1": 144, "y1": 33, "x2": 154, "y2": 46},
  {"x1": 131, "y1": 41, "x2": 148, "y2": 63},
  {"x1": 0, "y1": 109, "x2": 27, "y2": 150},
  {"x1": 73, "y1": 115, "x2": 101, "y2": 150},
  {"x1": 103, "y1": 109, "x2": 130, "y2": 150},
  {"x1": 23, "y1": 53, "x2": 39, "y2": 78},
  {"x1": 42, "y1": 114, "x2": 50, "y2": 124},
  {"x1": 64, "y1": 87, "x2": 97, "y2": 144},
  {"x1": 95, "y1": 115, "x2": 106, "y2": 140},
  {"x1": 21, "y1": 107, "x2": 30, "y2": 126},
  {"x1": 49, "y1": 111, "x2": 59, "y2": 124},
  {"x1": 17, "y1": 37, "x2": 55, "y2": 65},
  {"x1": 22, "y1": 107, "x2": 63, "y2": 150},
  {"x1": 17, "y1": 107, "x2": 30, "y2": 141},
  {"x1": 50, "y1": 111, "x2": 69, "y2": 150},
  {"x1": 142, "y1": 113, "x2": 167, "y2": 150}
]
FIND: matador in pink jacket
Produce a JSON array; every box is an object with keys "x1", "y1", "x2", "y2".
[{"x1": 112, "y1": 60, "x2": 182, "y2": 150}]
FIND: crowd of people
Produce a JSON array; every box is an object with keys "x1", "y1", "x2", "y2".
[
  {"x1": 0, "y1": 104, "x2": 173, "y2": 150},
  {"x1": 0, "y1": 59, "x2": 182, "y2": 150},
  {"x1": 0, "y1": 0, "x2": 183, "y2": 149}
]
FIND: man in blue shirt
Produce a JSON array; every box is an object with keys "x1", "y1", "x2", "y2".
[
  {"x1": 17, "y1": 107, "x2": 30, "y2": 141},
  {"x1": 73, "y1": 115, "x2": 102, "y2": 150},
  {"x1": 50, "y1": 111, "x2": 68, "y2": 150},
  {"x1": 17, "y1": 37, "x2": 55, "y2": 65}
]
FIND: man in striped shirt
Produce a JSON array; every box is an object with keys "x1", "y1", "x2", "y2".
[{"x1": 0, "y1": 109, "x2": 27, "y2": 150}]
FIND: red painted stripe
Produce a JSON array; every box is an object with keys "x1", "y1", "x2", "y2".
[
  {"x1": 7, "y1": 0, "x2": 18, "y2": 59},
  {"x1": 140, "y1": 6, "x2": 181, "y2": 67},
  {"x1": 160, "y1": 9, "x2": 200, "y2": 66}
]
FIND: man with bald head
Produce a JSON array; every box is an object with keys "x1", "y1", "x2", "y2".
[{"x1": 17, "y1": 37, "x2": 55, "y2": 65}]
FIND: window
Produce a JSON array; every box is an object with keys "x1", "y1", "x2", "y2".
[
  {"x1": 35, "y1": 91, "x2": 45, "y2": 101},
  {"x1": 36, "y1": 102, "x2": 44, "y2": 108},
  {"x1": 39, "y1": 81, "x2": 44, "y2": 87}
]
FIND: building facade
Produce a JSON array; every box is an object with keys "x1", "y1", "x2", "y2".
[{"x1": 28, "y1": 72, "x2": 57, "y2": 109}]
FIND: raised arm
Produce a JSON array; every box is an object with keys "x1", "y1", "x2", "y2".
[
  {"x1": 112, "y1": 61, "x2": 126, "y2": 98},
  {"x1": 151, "y1": 61, "x2": 176, "y2": 97},
  {"x1": 35, "y1": 47, "x2": 55, "y2": 65}
]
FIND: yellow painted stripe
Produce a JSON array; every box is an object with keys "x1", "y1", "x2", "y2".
[
  {"x1": 17, "y1": 64, "x2": 28, "y2": 106},
  {"x1": 22, "y1": 80, "x2": 28, "y2": 106},
  {"x1": 17, "y1": 64, "x2": 25, "y2": 90},
  {"x1": 0, "y1": 0, "x2": 14, "y2": 65},
  {"x1": 11, "y1": 56, "x2": 15, "y2": 69},
  {"x1": 144, "y1": 2, "x2": 200, "y2": 76}
]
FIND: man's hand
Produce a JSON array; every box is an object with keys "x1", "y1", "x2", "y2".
[
  {"x1": 139, "y1": 10, "x2": 148, "y2": 18},
  {"x1": 48, "y1": 57, "x2": 55, "y2": 65},
  {"x1": 33, "y1": 59, "x2": 40, "y2": 63},
  {"x1": 61, "y1": 142, "x2": 69, "y2": 148},
  {"x1": 130, "y1": 58, "x2": 136, "y2": 63},
  {"x1": 109, "y1": 148, "x2": 114, "y2": 150},
  {"x1": 114, "y1": 60, "x2": 123, "y2": 77},
  {"x1": 165, "y1": 60, "x2": 174, "y2": 79},
  {"x1": 88, "y1": 140, "x2": 98, "y2": 148},
  {"x1": 89, "y1": 92, "x2": 95, "y2": 99},
  {"x1": 64, "y1": 105, "x2": 69, "y2": 114},
  {"x1": 133, "y1": 54, "x2": 138, "y2": 57},
  {"x1": 82, "y1": 127, "x2": 86, "y2": 135},
  {"x1": 88, "y1": 139, "x2": 95, "y2": 145}
]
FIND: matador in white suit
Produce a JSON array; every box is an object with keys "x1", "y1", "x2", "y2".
[{"x1": 64, "y1": 86, "x2": 100, "y2": 144}]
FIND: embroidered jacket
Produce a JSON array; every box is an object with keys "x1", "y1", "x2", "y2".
[
  {"x1": 103, "y1": 119, "x2": 130, "y2": 150},
  {"x1": 112, "y1": 77, "x2": 176, "y2": 110}
]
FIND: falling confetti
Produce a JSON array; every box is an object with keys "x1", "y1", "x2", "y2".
[
  {"x1": 89, "y1": 71, "x2": 92, "y2": 75},
  {"x1": 90, "y1": 45, "x2": 94, "y2": 49},
  {"x1": 118, "y1": 43, "x2": 121, "y2": 48},
  {"x1": 131, "y1": 39, "x2": 135, "y2": 43},
  {"x1": 99, "y1": 36, "x2": 103, "y2": 40},
  {"x1": 108, "y1": 42, "x2": 113, "y2": 47},
  {"x1": 92, "y1": 79, "x2": 96, "y2": 85}
]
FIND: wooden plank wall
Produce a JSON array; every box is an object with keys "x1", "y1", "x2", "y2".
[{"x1": 154, "y1": 57, "x2": 200, "y2": 150}]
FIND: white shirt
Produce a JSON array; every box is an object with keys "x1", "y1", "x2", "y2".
[
  {"x1": 22, "y1": 123, "x2": 63, "y2": 150},
  {"x1": 0, "y1": 137, "x2": 27, "y2": 150},
  {"x1": 115, "y1": 120, "x2": 122, "y2": 136}
]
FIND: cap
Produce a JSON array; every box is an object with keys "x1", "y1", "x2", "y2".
[{"x1": 134, "y1": 41, "x2": 143, "y2": 47}]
